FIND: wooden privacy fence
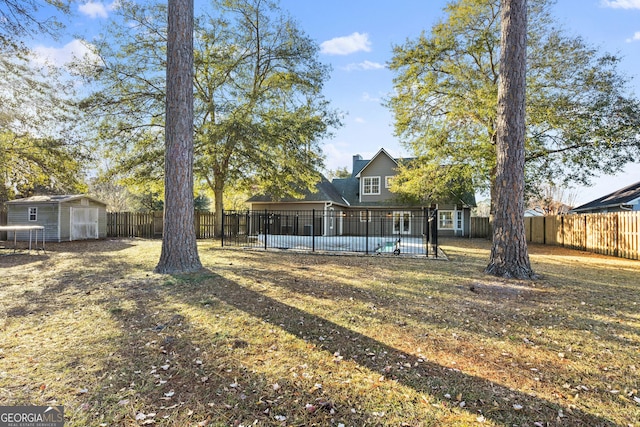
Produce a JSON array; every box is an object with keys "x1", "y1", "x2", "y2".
[
  {"x1": 107, "y1": 211, "x2": 216, "y2": 239},
  {"x1": 470, "y1": 211, "x2": 640, "y2": 260},
  {"x1": 0, "y1": 206, "x2": 7, "y2": 240}
]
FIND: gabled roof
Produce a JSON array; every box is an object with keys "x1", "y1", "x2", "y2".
[
  {"x1": 246, "y1": 150, "x2": 476, "y2": 208},
  {"x1": 7, "y1": 194, "x2": 107, "y2": 206},
  {"x1": 355, "y1": 148, "x2": 398, "y2": 178},
  {"x1": 571, "y1": 180, "x2": 640, "y2": 213}
]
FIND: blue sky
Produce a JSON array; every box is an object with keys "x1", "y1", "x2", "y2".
[{"x1": 29, "y1": 0, "x2": 640, "y2": 205}]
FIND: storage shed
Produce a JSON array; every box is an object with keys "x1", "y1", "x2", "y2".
[{"x1": 6, "y1": 195, "x2": 107, "y2": 242}]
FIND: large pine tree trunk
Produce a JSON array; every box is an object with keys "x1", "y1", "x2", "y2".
[
  {"x1": 155, "y1": 0, "x2": 202, "y2": 274},
  {"x1": 485, "y1": 0, "x2": 535, "y2": 279}
]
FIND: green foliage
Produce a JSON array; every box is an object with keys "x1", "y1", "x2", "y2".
[
  {"x1": 194, "y1": 194, "x2": 211, "y2": 211},
  {"x1": 390, "y1": 160, "x2": 476, "y2": 206},
  {"x1": 81, "y1": 0, "x2": 341, "y2": 219},
  {"x1": 325, "y1": 166, "x2": 351, "y2": 180},
  {"x1": 0, "y1": 53, "x2": 88, "y2": 202},
  {"x1": 0, "y1": 0, "x2": 69, "y2": 52},
  {"x1": 388, "y1": 0, "x2": 640, "y2": 201},
  {"x1": 0, "y1": 131, "x2": 87, "y2": 200}
]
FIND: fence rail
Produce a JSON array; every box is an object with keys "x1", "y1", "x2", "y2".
[
  {"x1": 106, "y1": 211, "x2": 216, "y2": 239},
  {"x1": 221, "y1": 209, "x2": 440, "y2": 257},
  {"x1": 470, "y1": 211, "x2": 640, "y2": 260}
]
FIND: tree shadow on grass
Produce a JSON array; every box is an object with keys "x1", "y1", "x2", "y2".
[
  {"x1": 169, "y1": 270, "x2": 618, "y2": 427},
  {"x1": 79, "y1": 275, "x2": 409, "y2": 426}
]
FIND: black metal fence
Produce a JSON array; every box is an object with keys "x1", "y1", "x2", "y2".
[{"x1": 221, "y1": 209, "x2": 439, "y2": 257}]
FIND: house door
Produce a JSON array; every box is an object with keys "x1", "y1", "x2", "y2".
[
  {"x1": 393, "y1": 211, "x2": 411, "y2": 235},
  {"x1": 70, "y1": 207, "x2": 99, "y2": 240}
]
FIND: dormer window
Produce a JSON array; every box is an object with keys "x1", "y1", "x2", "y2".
[{"x1": 362, "y1": 177, "x2": 380, "y2": 195}]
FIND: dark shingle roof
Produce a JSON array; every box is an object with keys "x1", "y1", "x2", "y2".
[
  {"x1": 246, "y1": 150, "x2": 476, "y2": 208},
  {"x1": 571, "y1": 180, "x2": 640, "y2": 213},
  {"x1": 247, "y1": 176, "x2": 350, "y2": 206}
]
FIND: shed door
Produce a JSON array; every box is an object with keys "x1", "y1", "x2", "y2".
[{"x1": 70, "y1": 207, "x2": 99, "y2": 240}]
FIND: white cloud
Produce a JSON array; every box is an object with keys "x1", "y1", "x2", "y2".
[
  {"x1": 626, "y1": 31, "x2": 640, "y2": 42},
  {"x1": 322, "y1": 142, "x2": 354, "y2": 171},
  {"x1": 342, "y1": 60, "x2": 385, "y2": 72},
  {"x1": 32, "y1": 39, "x2": 101, "y2": 68},
  {"x1": 79, "y1": 1, "x2": 118, "y2": 19},
  {"x1": 600, "y1": 0, "x2": 640, "y2": 9},
  {"x1": 362, "y1": 92, "x2": 381, "y2": 103},
  {"x1": 320, "y1": 32, "x2": 371, "y2": 55},
  {"x1": 354, "y1": 117, "x2": 366, "y2": 124}
]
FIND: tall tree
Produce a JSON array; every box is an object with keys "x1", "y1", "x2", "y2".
[
  {"x1": 388, "y1": 0, "x2": 640, "y2": 211},
  {"x1": 80, "y1": 0, "x2": 340, "y2": 235},
  {"x1": 155, "y1": 0, "x2": 202, "y2": 274},
  {"x1": 0, "y1": 55, "x2": 87, "y2": 202},
  {"x1": 0, "y1": 0, "x2": 69, "y2": 52},
  {"x1": 0, "y1": 1, "x2": 87, "y2": 202},
  {"x1": 485, "y1": 0, "x2": 535, "y2": 278}
]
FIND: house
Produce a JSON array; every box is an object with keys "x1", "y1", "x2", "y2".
[
  {"x1": 570, "y1": 181, "x2": 640, "y2": 214},
  {"x1": 248, "y1": 148, "x2": 476, "y2": 237},
  {"x1": 6, "y1": 194, "x2": 107, "y2": 242}
]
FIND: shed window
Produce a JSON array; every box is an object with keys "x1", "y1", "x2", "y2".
[{"x1": 28, "y1": 207, "x2": 37, "y2": 221}]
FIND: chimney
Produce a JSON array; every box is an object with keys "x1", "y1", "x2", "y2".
[{"x1": 352, "y1": 154, "x2": 362, "y2": 173}]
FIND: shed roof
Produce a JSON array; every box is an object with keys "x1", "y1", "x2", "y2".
[{"x1": 6, "y1": 194, "x2": 107, "y2": 206}]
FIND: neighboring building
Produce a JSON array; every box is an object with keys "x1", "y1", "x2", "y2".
[
  {"x1": 248, "y1": 148, "x2": 476, "y2": 237},
  {"x1": 570, "y1": 181, "x2": 640, "y2": 214},
  {"x1": 524, "y1": 207, "x2": 545, "y2": 217},
  {"x1": 6, "y1": 195, "x2": 107, "y2": 242}
]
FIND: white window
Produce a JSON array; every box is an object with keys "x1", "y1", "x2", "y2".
[
  {"x1": 385, "y1": 176, "x2": 394, "y2": 188},
  {"x1": 328, "y1": 208, "x2": 334, "y2": 230},
  {"x1": 439, "y1": 211, "x2": 463, "y2": 230},
  {"x1": 28, "y1": 207, "x2": 37, "y2": 222},
  {"x1": 362, "y1": 177, "x2": 380, "y2": 195},
  {"x1": 439, "y1": 211, "x2": 454, "y2": 229},
  {"x1": 359, "y1": 211, "x2": 372, "y2": 222},
  {"x1": 393, "y1": 211, "x2": 411, "y2": 234}
]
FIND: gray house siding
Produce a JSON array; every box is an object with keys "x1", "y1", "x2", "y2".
[
  {"x1": 62, "y1": 198, "x2": 108, "y2": 241},
  {"x1": 358, "y1": 152, "x2": 398, "y2": 204},
  {"x1": 6, "y1": 195, "x2": 107, "y2": 242},
  {"x1": 247, "y1": 149, "x2": 476, "y2": 237},
  {"x1": 7, "y1": 203, "x2": 59, "y2": 242}
]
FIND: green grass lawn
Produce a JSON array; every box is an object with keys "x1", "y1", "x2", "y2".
[{"x1": 0, "y1": 238, "x2": 638, "y2": 426}]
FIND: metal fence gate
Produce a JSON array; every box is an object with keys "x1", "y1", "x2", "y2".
[{"x1": 221, "y1": 209, "x2": 439, "y2": 257}]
